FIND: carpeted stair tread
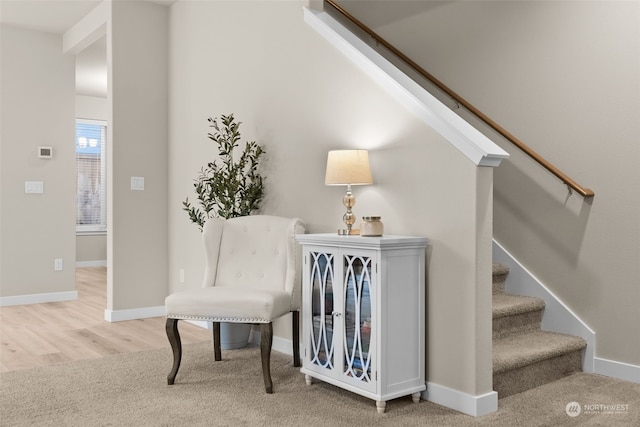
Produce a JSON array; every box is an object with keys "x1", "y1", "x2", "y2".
[
  {"x1": 492, "y1": 293, "x2": 545, "y2": 319},
  {"x1": 493, "y1": 330, "x2": 586, "y2": 374},
  {"x1": 492, "y1": 263, "x2": 510, "y2": 276},
  {"x1": 492, "y1": 293, "x2": 545, "y2": 339},
  {"x1": 492, "y1": 263, "x2": 509, "y2": 294}
]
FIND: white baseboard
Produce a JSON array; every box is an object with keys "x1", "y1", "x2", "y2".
[
  {"x1": 250, "y1": 332, "x2": 502, "y2": 418},
  {"x1": 248, "y1": 330, "x2": 294, "y2": 356},
  {"x1": 104, "y1": 305, "x2": 165, "y2": 322},
  {"x1": 250, "y1": 333, "x2": 504, "y2": 418},
  {"x1": 186, "y1": 320, "x2": 210, "y2": 329},
  {"x1": 424, "y1": 382, "x2": 498, "y2": 416},
  {"x1": 492, "y1": 240, "x2": 596, "y2": 373},
  {"x1": 594, "y1": 358, "x2": 640, "y2": 383},
  {"x1": 76, "y1": 260, "x2": 107, "y2": 267},
  {"x1": 243, "y1": 333, "x2": 505, "y2": 417},
  {"x1": 0, "y1": 291, "x2": 78, "y2": 307},
  {"x1": 272, "y1": 335, "x2": 295, "y2": 356}
]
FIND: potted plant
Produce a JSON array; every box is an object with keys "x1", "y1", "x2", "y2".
[{"x1": 183, "y1": 114, "x2": 266, "y2": 349}]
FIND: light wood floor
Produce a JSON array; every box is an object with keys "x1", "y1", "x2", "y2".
[{"x1": 0, "y1": 267, "x2": 211, "y2": 372}]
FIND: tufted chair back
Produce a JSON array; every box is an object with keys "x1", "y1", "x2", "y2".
[{"x1": 202, "y1": 215, "x2": 304, "y2": 311}]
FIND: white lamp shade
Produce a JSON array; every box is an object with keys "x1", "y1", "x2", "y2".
[{"x1": 325, "y1": 150, "x2": 373, "y2": 186}]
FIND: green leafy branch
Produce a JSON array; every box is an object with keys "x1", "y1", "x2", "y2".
[{"x1": 183, "y1": 114, "x2": 265, "y2": 230}]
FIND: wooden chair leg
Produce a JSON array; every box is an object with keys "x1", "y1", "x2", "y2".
[
  {"x1": 212, "y1": 322, "x2": 222, "y2": 361},
  {"x1": 292, "y1": 311, "x2": 301, "y2": 367},
  {"x1": 260, "y1": 322, "x2": 274, "y2": 393},
  {"x1": 166, "y1": 318, "x2": 182, "y2": 385}
]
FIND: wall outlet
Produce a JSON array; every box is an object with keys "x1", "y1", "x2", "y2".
[
  {"x1": 179, "y1": 269, "x2": 185, "y2": 283},
  {"x1": 54, "y1": 259, "x2": 63, "y2": 271}
]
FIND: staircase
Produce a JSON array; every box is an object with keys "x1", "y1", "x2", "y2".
[{"x1": 492, "y1": 263, "x2": 587, "y2": 397}]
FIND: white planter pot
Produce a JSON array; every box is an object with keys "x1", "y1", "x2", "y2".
[{"x1": 220, "y1": 322, "x2": 251, "y2": 349}]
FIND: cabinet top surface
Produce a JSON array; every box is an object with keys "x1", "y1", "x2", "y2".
[{"x1": 295, "y1": 233, "x2": 428, "y2": 249}]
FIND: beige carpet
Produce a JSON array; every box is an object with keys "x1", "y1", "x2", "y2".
[{"x1": 1, "y1": 342, "x2": 638, "y2": 426}]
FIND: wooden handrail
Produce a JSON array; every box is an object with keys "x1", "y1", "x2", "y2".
[{"x1": 325, "y1": 0, "x2": 594, "y2": 198}]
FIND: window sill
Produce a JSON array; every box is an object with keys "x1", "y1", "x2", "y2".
[{"x1": 76, "y1": 230, "x2": 107, "y2": 236}]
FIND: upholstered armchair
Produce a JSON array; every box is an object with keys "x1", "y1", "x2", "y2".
[{"x1": 165, "y1": 215, "x2": 305, "y2": 393}]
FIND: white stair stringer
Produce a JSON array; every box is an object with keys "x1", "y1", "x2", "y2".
[{"x1": 303, "y1": 7, "x2": 509, "y2": 168}]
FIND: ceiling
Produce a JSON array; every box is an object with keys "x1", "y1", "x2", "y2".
[
  {"x1": 0, "y1": 1, "x2": 103, "y2": 34},
  {"x1": 0, "y1": 0, "x2": 175, "y2": 98}
]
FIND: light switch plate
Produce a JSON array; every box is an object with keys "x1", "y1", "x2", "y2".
[
  {"x1": 131, "y1": 176, "x2": 144, "y2": 191},
  {"x1": 25, "y1": 181, "x2": 44, "y2": 194}
]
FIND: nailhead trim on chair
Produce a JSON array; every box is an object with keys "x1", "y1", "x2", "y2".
[{"x1": 166, "y1": 314, "x2": 270, "y2": 323}]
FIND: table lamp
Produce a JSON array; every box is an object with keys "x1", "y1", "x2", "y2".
[{"x1": 325, "y1": 149, "x2": 373, "y2": 235}]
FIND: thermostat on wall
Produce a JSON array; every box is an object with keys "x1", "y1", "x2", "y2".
[{"x1": 38, "y1": 146, "x2": 53, "y2": 159}]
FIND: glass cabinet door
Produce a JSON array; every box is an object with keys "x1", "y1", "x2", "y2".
[
  {"x1": 342, "y1": 254, "x2": 373, "y2": 383},
  {"x1": 309, "y1": 252, "x2": 335, "y2": 369}
]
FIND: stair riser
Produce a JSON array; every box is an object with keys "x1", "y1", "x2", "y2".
[
  {"x1": 493, "y1": 309, "x2": 543, "y2": 340},
  {"x1": 493, "y1": 350, "x2": 583, "y2": 398},
  {"x1": 493, "y1": 274, "x2": 507, "y2": 294}
]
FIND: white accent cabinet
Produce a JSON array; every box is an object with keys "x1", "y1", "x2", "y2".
[{"x1": 295, "y1": 234, "x2": 428, "y2": 413}]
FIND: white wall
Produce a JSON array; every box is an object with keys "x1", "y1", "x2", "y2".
[
  {"x1": 107, "y1": 1, "x2": 169, "y2": 313},
  {"x1": 169, "y1": 0, "x2": 494, "y2": 400},
  {"x1": 0, "y1": 25, "x2": 76, "y2": 299},
  {"x1": 77, "y1": 95, "x2": 107, "y2": 121},
  {"x1": 337, "y1": 0, "x2": 640, "y2": 366}
]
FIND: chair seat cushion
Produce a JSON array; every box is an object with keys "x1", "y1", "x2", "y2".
[{"x1": 165, "y1": 287, "x2": 292, "y2": 323}]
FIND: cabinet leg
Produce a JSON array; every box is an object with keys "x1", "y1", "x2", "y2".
[
  {"x1": 305, "y1": 374, "x2": 313, "y2": 386},
  {"x1": 376, "y1": 400, "x2": 386, "y2": 414},
  {"x1": 412, "y1": 392, "x2": 421, "y2": 403}
]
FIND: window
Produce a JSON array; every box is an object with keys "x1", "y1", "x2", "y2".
[{"x1": 76, "y1": 119, "x2": 107, "y2": 233}]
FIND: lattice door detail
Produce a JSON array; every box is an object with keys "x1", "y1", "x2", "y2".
[
  {"x1": 343, "y1": 254, "x2": 373, "y2": 382},
  {"x1": 309, "y1": 251, "x2": 335, "y2": 369}
]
